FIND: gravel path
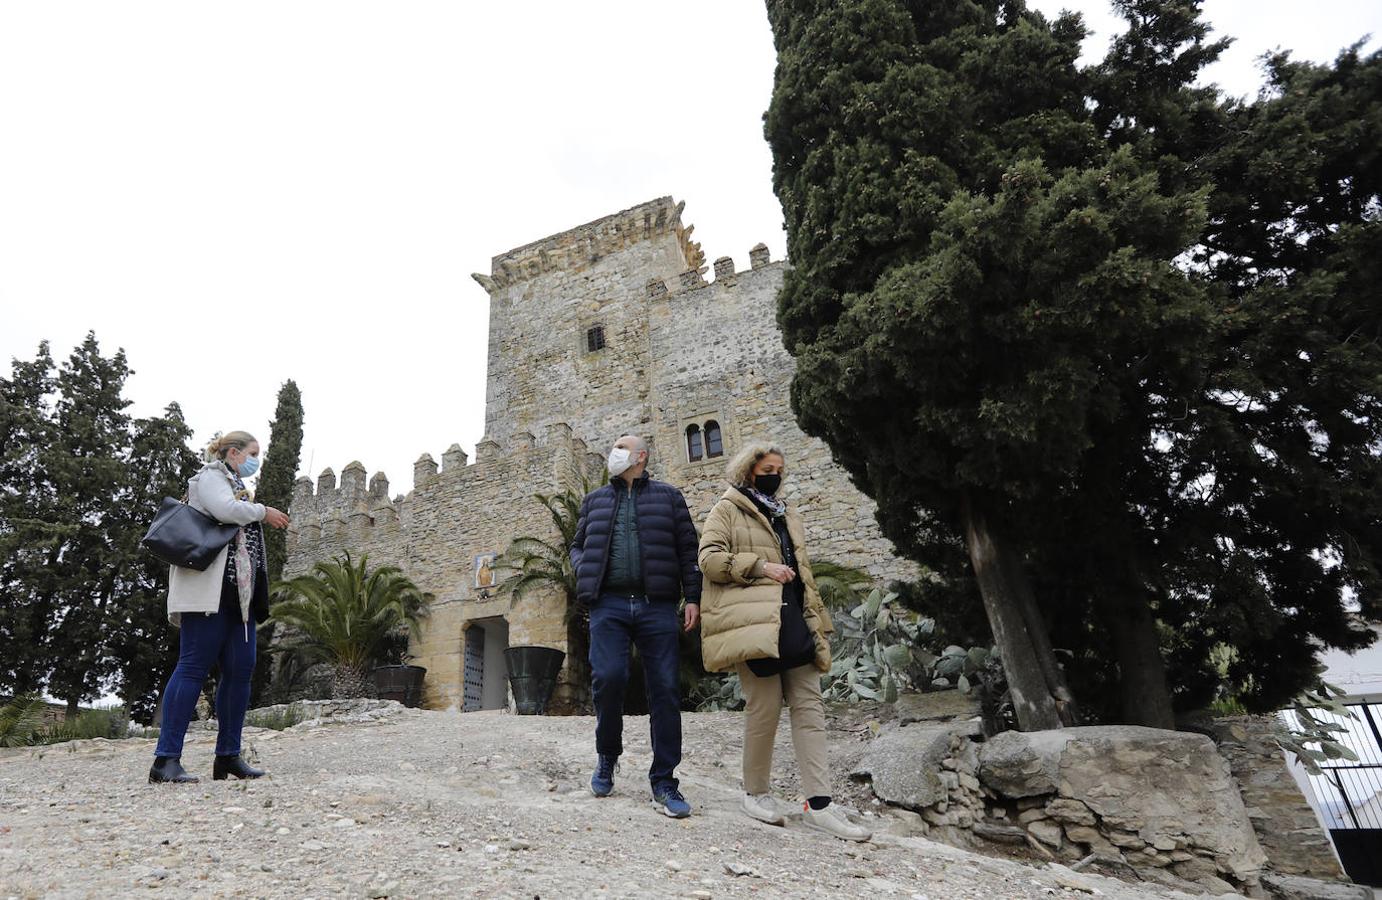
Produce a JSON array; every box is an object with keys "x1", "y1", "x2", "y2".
[{"x1": 0, "y1": 706, "x2": 1212, "y2": 899}]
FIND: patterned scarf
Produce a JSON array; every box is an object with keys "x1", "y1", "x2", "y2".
[
  {"x1": 743, "y1": 485, "x2": 787, "y2": 519},
  {"x1": 222, "y1": 465, "x2": 265, "y2": 625}
]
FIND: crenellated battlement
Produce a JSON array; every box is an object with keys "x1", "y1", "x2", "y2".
[
  {"x1": 285, "y1": 421, "x2": 599, "y2": 558},
  {"x1": 645, "y1": 241, "x2": 780, "y2": 298}
]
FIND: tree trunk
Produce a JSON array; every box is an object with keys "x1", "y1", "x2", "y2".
[
  {"x1": 331, "y1": 665, "x2": 371, "y2": 700},
  {"x1": 999, "y1": 548, "x2": 1080, "y2": 725},
  {"x1": 960, "y1": 495, "x2": 1065, "y2": 732},
  {"x1": 65, "y1": 695, "x2": 79, "y2": 718},
  {"x1": 1096, "y1": 583, "x2": 1175, "y2": 729}
]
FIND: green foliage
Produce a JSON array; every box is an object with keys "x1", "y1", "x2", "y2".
[
  {"x1": 244, "y1": 704, "x2": 308, "y2": 731},
  {"x1": 40, "y1": 706, "x2": 128, "y2": 744},
  {"x1": 823, "y1": 587, "x2": 990, "y2": 704},
  {"x1": 251, "y1": 380, "x2": 305, "y2": 709},
  {"x1": 256, "y1": 380, "x2": 304, "y2": 585},
  {"x1": 494, "y1": 483, "x2": 588, "y2": 611},
  {"x1": 0, "y1": 696, "x2": 131, "y2": 747},
  {"x1": 494, "y1": 478, "x2": 597, "y2": 709},
  {"x1": 691, "y1": 673, "x2": 745, "y2": 712},
  {"x1": 810, "y1": 560, "x2": 875, "y2": 608},
  {"x1": 0, "y1": 335, "x2": 199, "y2": 720},
  {"x1": 0, "y1": 694, "x2": 47, "y2": 748},
  {"x1": 1278, "y1": 681, "x2": 1360, "y2": 777},
  {"x1": 269, "y1": 552, "x2": 430, "y2": 699},
  {"x1": 764, "y1": 0, "x2": 1382, "y2": 724}
]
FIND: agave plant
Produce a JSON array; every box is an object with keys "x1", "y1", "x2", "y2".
[
  {"x1": 824, "y1": 587, "x2": 995, "y2": 705},
  {"x1": 270, "y1": 552, "x2": 430, "y2": 699}
]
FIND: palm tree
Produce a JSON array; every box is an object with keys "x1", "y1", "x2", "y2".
[
  {"x1": 269, "y1": 552, "x2": 430, "y2": 699},
  {"x1": 0, "y1": 693, "x2": 46, "y2": 748},
  {"x1": 494, "y1": 482, "x2": 591, "y2": 708}
]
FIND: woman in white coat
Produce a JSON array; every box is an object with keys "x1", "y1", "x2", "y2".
[{"x1": 149, "y1": 431, "x2": 289, "y2": 784}]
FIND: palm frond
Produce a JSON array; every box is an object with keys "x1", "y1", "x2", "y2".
[{"x1": 0, "y1": 693, "x2": 48, "y2": 748}]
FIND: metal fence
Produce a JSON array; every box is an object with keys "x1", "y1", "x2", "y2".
[
  {"x1": 1287, "y1": 701, "x2": 1382, "y2": 829},
  {"x1": 1284, "y1": 700, "x2": 1382, "y2": 887}
]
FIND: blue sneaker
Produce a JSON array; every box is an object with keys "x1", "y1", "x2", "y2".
[
  {"x1": 652, "y1": 784, "x2": 692, "y2": 818},
  {"x1": 590, "y1": 754, "x2": 618, "y2": 797}
]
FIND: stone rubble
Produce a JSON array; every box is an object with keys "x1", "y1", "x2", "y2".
[{"x1": 1, "y1": 705, "x2": 1204, "y2": 899}]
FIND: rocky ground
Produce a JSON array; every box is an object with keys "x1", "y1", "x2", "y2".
[{"x1": 1, "y1": 702, "x2": 1231, "y2": 899}]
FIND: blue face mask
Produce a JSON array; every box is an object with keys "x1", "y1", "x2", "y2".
[{"x1": 236, "y1": 455, "x2": 260, "y2": 478}]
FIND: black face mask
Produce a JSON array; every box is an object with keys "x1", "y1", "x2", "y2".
[{"x1": 754, "y1": 473, "x2": 782, "y2": 496}]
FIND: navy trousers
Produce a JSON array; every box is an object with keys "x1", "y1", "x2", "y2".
[
  {"x1": 588, "y1": 594, "x2": 683, "y2": 790},
  {"x1": 154, "y1": 579, "x2": 256, "y2": 758}
]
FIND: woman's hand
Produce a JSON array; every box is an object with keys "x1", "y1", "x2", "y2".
[
  {"x1": 762, "y1": 562, "x2": 796, "y2": 584},
  {"x1": 263, "y1": 507, "x2": 290, "y2": 529}
]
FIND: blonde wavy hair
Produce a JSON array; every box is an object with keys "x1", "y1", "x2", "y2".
[
  {"x1": 205, "y1": 430, "x2": 257, "y2": 463},
  {"x1": 724, "y1": 442, "x2": 787, "y2": 491}
]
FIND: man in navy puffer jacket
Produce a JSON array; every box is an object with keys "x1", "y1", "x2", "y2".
[{"x1": 570, "y1": 434, "x2": 701, "y2": 818}]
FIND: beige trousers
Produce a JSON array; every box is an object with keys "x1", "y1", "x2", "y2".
[{"x1": 735, "y1": 662, "x2": 830, "y2": 799}]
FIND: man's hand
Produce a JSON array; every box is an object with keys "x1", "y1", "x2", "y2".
[
  {"x1": 683, "y1": 603, "x2": 700, "y2": 632},
  {"x1": 762, "y1": 562, "x2": 796, "y2": 584}
]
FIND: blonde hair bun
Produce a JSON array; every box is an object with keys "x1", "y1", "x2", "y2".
[{"x1": 205, "y1": 430, "x2": 257, "y2": 462}]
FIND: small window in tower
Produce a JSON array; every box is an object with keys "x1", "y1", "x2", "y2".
[
  {"x1": 586, "y1": 326, "x2": 606, "y2": 353},
  {"x1": 705, "y1": 421, "x2": 724, "y2": 459},
  {"x1": 686, "y1": 424, "x2": 703, "y2": 462}
]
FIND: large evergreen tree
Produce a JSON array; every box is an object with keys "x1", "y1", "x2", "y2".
[
  {"x1": 250, "y1": 379, "x2": 304, "y2": 707},
  {"x1": 106, "y1": 405, "x2": 200, "y2": 723},
  {"x1": 0, "y1": 335, "x2": 202, "y2": 716},
  {"x1": 0, "y1": 343, "x2": 60, "y2": 695},
  {"x1": 764, "y1": 0, "x2": 1380, "y2": 728}
]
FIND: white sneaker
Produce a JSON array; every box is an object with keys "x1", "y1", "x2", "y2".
[
  {"x1": 802, "y1": 804, "x2": 872, "y2": 842},
  {"x1": 741, "y1": 793, "x2": 785, "y2": 826}
]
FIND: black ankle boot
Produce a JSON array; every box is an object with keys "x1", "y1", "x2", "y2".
[
  {"x1": 213, "y1": 754, "x2": 266, "y2": 780},
  {"x1": 148, "y1": 756, "x2": 199, "y2": 784}
]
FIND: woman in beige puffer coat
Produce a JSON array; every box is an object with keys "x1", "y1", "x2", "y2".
[{"x1": 698, "y1": 443, "x2": 869, "y2": 841}]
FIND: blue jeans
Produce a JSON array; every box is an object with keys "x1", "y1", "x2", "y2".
[
  {"x1": 589, "y1": 593, "x2": 682, "y2": 790},
  {"x1": 154, "y1": 581, "x2": 256, "y2": 758}
]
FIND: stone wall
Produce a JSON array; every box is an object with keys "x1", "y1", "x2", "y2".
[
  {"x1": 1209, "y1": 716, "x2": 1346, "y2": 881},
  {"x1": 283, "y1": 196, "x2": 917, "y2": 711}
]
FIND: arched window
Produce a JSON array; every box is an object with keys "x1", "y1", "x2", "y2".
[
  {"x1": 705, "y1": 420, "x2": 724, "y2": 459},
  {"x1": 685, "y1": 424, "x2": 703, "y2": 462}
]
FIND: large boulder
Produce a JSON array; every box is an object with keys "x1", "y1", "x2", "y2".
[
  {"x1": 978, "y1": 726, "x2": 1268, "y2": 882},
  {"x1": 852, "y1": 723, "x2": 964, "y2": 810}
]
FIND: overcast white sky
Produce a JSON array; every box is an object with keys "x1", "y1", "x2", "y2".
[{"x1": 3, "y1": 1, "x2": 1378, "y2": 496}]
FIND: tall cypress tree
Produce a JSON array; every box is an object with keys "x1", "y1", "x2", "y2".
[
  {"x1": 249, "y1": 380, "x2": 304, "y2": 707},
  {"x1": 764, "y1": 0, "x2": 1380, "y2": 727}
]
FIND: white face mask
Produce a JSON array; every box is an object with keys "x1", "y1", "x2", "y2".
[{"x1": 607, "y1": 447, "x2": 635, "y2": 476}]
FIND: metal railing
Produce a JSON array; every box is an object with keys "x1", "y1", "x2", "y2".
[{"x1": 1287, "y1": 701, "x2": 1382, "y2": 830}]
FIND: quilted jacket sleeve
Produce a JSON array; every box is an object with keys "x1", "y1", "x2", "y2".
[
  {"x1": 672, "y1": 489, "x2": 702, "y2": 604},
  {"x1": 570, "y1": 493, "x2": 590, "y2": 575},
  {"x1": 698, "y1": 501, "x2": 763, "y2": 586}
]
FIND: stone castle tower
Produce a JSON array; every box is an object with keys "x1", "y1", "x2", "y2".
[{"x1": 283, "y1": 196, "x2": 913, "y2": 711}]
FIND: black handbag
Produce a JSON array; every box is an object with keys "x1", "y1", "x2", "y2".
[
  {"x1": 141, "y1": 496, "x2": 240, "y2": 570},
  {"x1": 747, "y1": 591, "x2": 818, "y2": 677}
]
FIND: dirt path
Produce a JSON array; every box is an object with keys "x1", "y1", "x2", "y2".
[{"x1": 0, "y1": 707, "x2": 1210, "y2": 899}]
